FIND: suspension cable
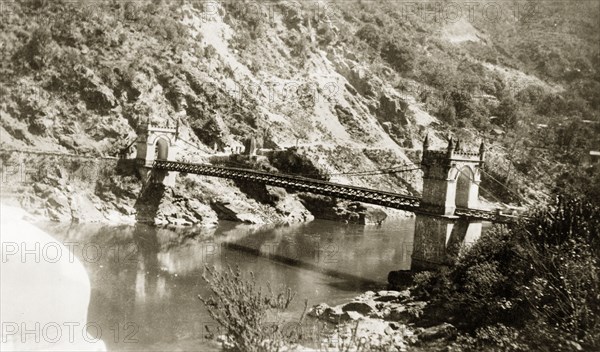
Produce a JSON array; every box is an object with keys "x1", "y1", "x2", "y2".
[
  {"x1": 480, "y1": 169, "x2": 527, "y2": 204},
  {"x1": 215, "y1": 158, "x2": 422, "y2": 178}
]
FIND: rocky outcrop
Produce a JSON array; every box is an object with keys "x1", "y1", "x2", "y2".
[
  {"x1": 70, "y1": 193, "x2": 106, "y2": 223},
  {"x1": 211, "y1": 200, "x2": 265, "y2": 225},
  {"x1": 135, "y1": 183, "x2": 220, "y2": 227},
  {"x1": 299, "y1": 194, "x2": 389, "y2": 225},
  {"x1": 75, "y1": 65, "x2": 118, "y2": 114},
  {"x1": 1, "y1": 152, "x2": 136, "y2": 223},
  {"x1": 45, "y1": 189, "x2": 71, "y2": 221},
  {"x1": 377, "y1": 94, "x2": 410, "y2": 126},
  {"x1": 308, "y1": 289, "x2": 460, "y2": 351},
  {"x1": 328, "y1": 49, "x2": 381, "y2": 98}
]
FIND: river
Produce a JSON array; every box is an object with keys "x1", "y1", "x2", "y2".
[{"x1": 40, "y1": 218, "x2": 416, "y2": 351}]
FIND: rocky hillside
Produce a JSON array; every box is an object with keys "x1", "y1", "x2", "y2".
[{"x1": 1, "y1": 0, "x2": 598, "y2": 224}]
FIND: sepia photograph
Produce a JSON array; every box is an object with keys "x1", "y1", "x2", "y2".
[{"x1": 0, "y1": 0, "x2": 599, "y2": 351}]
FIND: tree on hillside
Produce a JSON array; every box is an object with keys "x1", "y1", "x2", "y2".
[
  {"x1": 17, "y1": 27, "x2": 56, "y2": 69},
  {"x1": 447, "y1": 89, "x2": 476, "y2": 120},
  {"x1": 356, "y1": 23, "x2": 382, "y2": 50},
  {"x1": 381, "y1": 39, "x2": 415, "y2": 74},
  {"x1": 495, "y1": 94, "x2": 519, "y2": 128}
]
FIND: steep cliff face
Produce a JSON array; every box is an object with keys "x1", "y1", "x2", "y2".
[{"x1": 1, "y1": 1, "x2": 597, "y2": 224}]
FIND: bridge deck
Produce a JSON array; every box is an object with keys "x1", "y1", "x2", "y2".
[{"x1": 153, "y1": 160, "x2": 517, "y2": 222}]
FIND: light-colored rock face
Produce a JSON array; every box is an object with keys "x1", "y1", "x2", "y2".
[{"x1": 0, "y1": 204, "x2": 106, "y2": 351}]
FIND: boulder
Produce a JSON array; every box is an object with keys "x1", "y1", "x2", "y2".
[
  {"x1": 384, "y1": 325, "x2": 399, "y2": 336},
  {"x1": 211, "y1": 201, "x2": 264, "y2": 224},
  {"x1": 75, "y1": 65, "x2": 117, "y2": 113},
  {"x1": 342, "y1": 301, "x2": 376, "y2": 316},
  {"x1": 236, "y1": 213, "x2": 265, "y2": 225},
  {"x1": 322, "y1": 306, "x2": 346, "y2": 323},
  {"x1": 308, "y1": 303, "x2": 330, "y2": 318},
  {"x1": 360, "y1": 207, "x2": 388, "y2": 225},
  {"x1": 378, "y1": 94, "x2": 409, "y2": 126},
  {"x1": 418, "y1": 323, "x2": 457, "y2": 342},
  {"x1": 33, "y1": 182, "x2": 52, "y2": 197},
  {"x1": 1, "y1": 204, "x2": 107, "y2": 350},
  {"x1": 115, "y1": 202, "x2": 136, "y2": 216},
  {"x1": 167, "y1": 217, "x2": 193, "y2": 226},
  {"x1": 375, "y1": 289, "x2": 410, "y2": 302},
  {"x1": 381, "y1": 121, "x2": 393, "y2": 133},
  {"x1": 387, "y1": 306, "x2": 408, "y2": 321},
  {"x1": 343, "y1": 310, "x2": 363, "y2": 321}
]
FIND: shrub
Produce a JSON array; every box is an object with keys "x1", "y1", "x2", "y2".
[
  {"x1": 355, "y1": 23, "x2": 381, "y2": 49},
  {"x1": 284, "y1": 31, "x2": 312, "y2": 61},
  {"x1": 516, "y1": 85, "x2": 546, "y2": 105},
  {"x1": 17, "y1": 27, "x2": 56, "y2": 69},
  {"x1": 316, "y1": 22, "x2": 336, "y2": 46},
  {"x1": 437, "y1": 102, "x2": 457, "y2": 125},
  {"x1": 536, "y1": 93, "x2": 568, "y2": 116},
  {"x1": 453, "y1": 324, "x2": 528, "y2": 351},
  {"x1": 494, "y1": 94, "x2": 519, "y2": 128},
  {"x1": 414, "y1": 195, "x2": 600, "y2": 350},
  {"x1": 380, "y1": 39, "x2": 415, "y2": 74},
  {"x1": 223, "y1": 0, "x2": 265, "y2": 37},
  {"x1": 198, "y1": 266, "x2": 300, "y2": 352}
]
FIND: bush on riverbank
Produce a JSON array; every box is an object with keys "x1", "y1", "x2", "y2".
[
  {"x1": 414, "y1": 195, "x2": 600, "y2": 351},
  {"x1": 199, "y1": 266, "x2": 306, "y2": 352}
]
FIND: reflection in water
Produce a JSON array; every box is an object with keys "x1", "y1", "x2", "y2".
[{"x1": 40, "y1": 218, "x2": 416, "y2": 351}]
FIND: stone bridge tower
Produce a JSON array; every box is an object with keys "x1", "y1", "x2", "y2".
[
  {"x1": 420, "y1": 135, "x2": 485, "y2": 215},
  {"x1": 135, "y1": 120, "x2": 180, "y2": 187},
  {"x1": 411, "y1": 136, "x2": 486, "y2": 270}
]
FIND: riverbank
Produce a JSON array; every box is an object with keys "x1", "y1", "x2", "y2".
[
  {"x1": 305, "y1": 288, "x2": 457, "y2": 352},
  {"x1": 203, "y1": 274, "x2": 457, "y2": 352}
]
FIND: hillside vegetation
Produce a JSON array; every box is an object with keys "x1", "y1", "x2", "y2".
[{"x1": 0, "y1": 0, "x2": 598, "y2": 222}]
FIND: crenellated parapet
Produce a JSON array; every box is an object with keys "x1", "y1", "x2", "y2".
[
  {"x1": 136, "y1": 120, "x2": 179, "y2": 141},
  {"x1": 449, "y1": 150, "x2": 482, "y2": 160}
]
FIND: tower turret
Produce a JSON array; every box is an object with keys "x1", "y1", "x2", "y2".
[
  {"x1": 479, "y1": 141, "x2": 486, "y2": 161},
  {"x1": 447, "y1": 137, "x2": 455, "y2": 156}
]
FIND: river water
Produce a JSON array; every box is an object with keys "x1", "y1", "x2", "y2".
[{"x1": 40, "y1": 218, "x2": 416, "y2": 351}]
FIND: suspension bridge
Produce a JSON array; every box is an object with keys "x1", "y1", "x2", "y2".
[
  {"x1": 149, "y1": 159, "x2": 515, "y2": 222},
  {"x1": 121, "y1": 122, "x2": 521, "y2": 223},
  {"x1": 0, "y1": 121, "x2": 527, "y2": 269}
]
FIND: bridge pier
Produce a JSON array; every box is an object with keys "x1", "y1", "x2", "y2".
[
  {"x1": 410, "y1": 136, "x2": 486, "y2": 271},
  {"x1": 137, "y1": 168, "x2": 177, "y2": 188},
  {"x1": 411, "y1": 215, "x2": 482, "y2": 270}
]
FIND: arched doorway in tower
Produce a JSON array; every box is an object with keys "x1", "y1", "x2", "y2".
[
  {"x1": 154, "y1": 138, "x2": 169, "y2": 161},
  {"x1": 455, "y1": 166, "x2": 474, "y2": 208}
]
